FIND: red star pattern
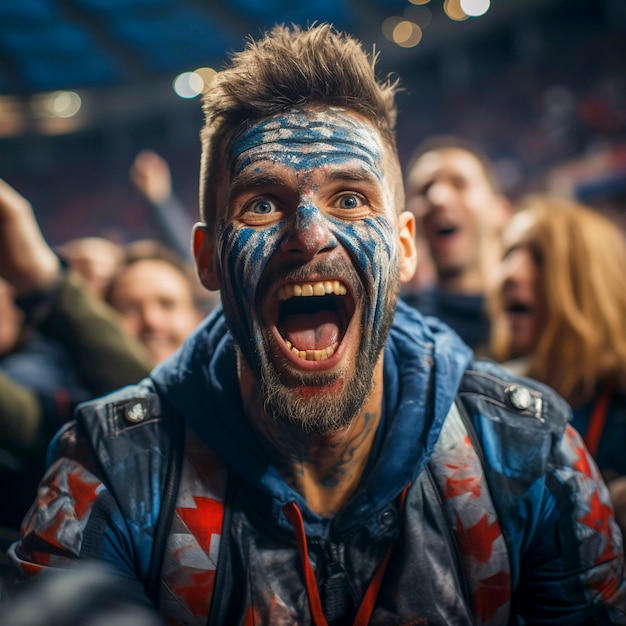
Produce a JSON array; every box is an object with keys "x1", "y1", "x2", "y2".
[
  {"x1": 172, "y1": 570, "x2": 217, "y2": 617},
  {"x1": 67, "y1": 466, "x2": 101, "y2": 521},
  {"x1": 442, "y1": 464, "x2": 482, "y2": 499},
  {"x1": 472, "y1": 570, "x2": 511, "y2": 621},
  {"x1": 455, "y1": 511, "x2": 502, "y2": 564},
  {"x1": 176, "y1": 496, "x2": 224, "y2": 554}
]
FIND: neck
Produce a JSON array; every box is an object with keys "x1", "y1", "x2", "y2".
[
  {"x1": 437, "y1": 270, "x2": 483, "y2": 294},
  {"x1": 240, "y1": 359, "x2": 384, "y2": 517},
  {"x1": 438, "y1": 238, "x2": 503, "y2": 295}
]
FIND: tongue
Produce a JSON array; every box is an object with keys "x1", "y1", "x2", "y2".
[{"x1": 284, "y1": 311, "x2": 341, "y2": 351}]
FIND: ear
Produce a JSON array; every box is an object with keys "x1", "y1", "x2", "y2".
[
  {"x1": 397, "y1": 211, "x2": 418, "y2": 284},
  {"x1": 192, "y1": 223, "x2": 221, "y2": 291}
]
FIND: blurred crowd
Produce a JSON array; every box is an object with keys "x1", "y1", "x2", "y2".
[
  {"x1": 1, "y1": 25, "x2": 626, "y2": 615},
  {"x1": 0, "y1": 153, "x2": 220, "y2": 603},
  {"x1": 402, "y1": 135, "x2": 626, "y2": 540}
]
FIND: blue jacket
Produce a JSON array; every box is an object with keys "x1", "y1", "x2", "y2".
[{"x1": 10, "y1": 301, "x2": 626, "y2": 624}]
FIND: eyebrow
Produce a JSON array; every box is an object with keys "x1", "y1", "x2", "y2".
[
  {"x1": 230, "y1": 170, "x2": 287, "y2": 196},
  {"x1": 327, "y1": 167, "x2": 381, "y2": 185}
]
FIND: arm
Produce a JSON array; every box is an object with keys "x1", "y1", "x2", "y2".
[
  {"x1": 0, "y1": 178, "x2": 151, "y2": 394},
  {"x1": 29, "y1": 274, "x2": 151, "y2": 395},
  {"x1": 0, "y1": 373, "x2": 44, "y2": 455},
  {"x1": 129, "y1": 150, "x2": 195, "y2": 262},
  {"x1": 8, "y1": 421, "x2": 148, "y2": 586},
  {"x1": 518, "y1": 424, "x2": 626, "y2": 623}
]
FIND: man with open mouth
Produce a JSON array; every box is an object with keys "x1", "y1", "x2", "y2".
[
  {"x1": 403, "y1": 135, "x2": 511, "y2": 354},
  {"x1": 10, "y1": 23, "x2": 626, "y2": 626}
]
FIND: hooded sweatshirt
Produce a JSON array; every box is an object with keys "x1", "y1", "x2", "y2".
[{"x1": 9, "y1": 301, "x2": 626, "y2": 625}]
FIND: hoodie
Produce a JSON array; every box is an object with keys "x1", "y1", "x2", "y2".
[{"x1": 10, "y1": 301, "x2": 626, "y2": 625}]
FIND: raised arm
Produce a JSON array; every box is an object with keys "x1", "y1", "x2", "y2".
[{"x1": 0, "y1": 178, "x2": 150, "y2": 393}]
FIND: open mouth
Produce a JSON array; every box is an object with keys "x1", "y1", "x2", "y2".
[
  {"x1": 274, "y1": 280, "x2": 354, "y2": 362},
  {"x1": 436, "y1": 224, "x2": 458, "y2": 237},
  {"x1": 504, "y1": 300, "x2": 533, "y2": 317}
]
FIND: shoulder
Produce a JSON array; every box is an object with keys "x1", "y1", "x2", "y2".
[
  {"x1": 76, "y1": 379, "x2": 163, "y2": 431},
  {"x1": 72, "y1": 379, "x2": 178, "y2": 473},
  {"x1": 458, "y1": 358, "x2": 572, "y2": 435},
  {"x1": 455, "y1": 359, "x2": 574, "y2": 488}
]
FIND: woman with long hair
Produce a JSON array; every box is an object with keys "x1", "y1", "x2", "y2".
[{"x1": 490, "y1": 194, "x2": 626, "y2": 533}]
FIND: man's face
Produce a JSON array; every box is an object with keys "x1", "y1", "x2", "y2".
[
  {"x1": 108, "y1": 259, "x2": 201, "y2": 365},
  {"x1": 406, "y1": 147, "x2": 502, "y2": 281},
  {"x1": 202, "y1": 107, "x2": 414, "y2": 433}
]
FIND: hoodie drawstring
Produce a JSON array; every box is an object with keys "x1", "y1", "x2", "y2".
[{"x1": 283, "y1": 486, "x2": 409, "y2": 626}]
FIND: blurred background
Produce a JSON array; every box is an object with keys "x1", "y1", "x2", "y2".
[{"x1": 0, "y1": 0, "x2": 625, "y2": 244}]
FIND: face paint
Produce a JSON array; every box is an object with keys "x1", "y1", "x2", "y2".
[
  {"x1": 230, "y1": 107, "x2": 385, "y2": 181},
  {"x1": 216, "y1": 107, "x2": 401, "y2": 431}
]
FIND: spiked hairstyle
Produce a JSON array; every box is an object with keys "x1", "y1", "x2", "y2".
[{"x1": 198, "y1": 23, "x2": 402, "y2": 231}]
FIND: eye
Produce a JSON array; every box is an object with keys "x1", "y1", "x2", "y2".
[
  {"x1": 249, "y1": 198, "x2": 275, "y2": 214},
  {"x1": 337, "y1": 193, "x2": 365, "y2": 210}
]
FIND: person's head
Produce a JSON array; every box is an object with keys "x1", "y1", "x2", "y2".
[
  {"x1": 405, "y1": 135, "x2": 510, "y2": 292},
  {"x1": 56, "y1": 237, "x2": 124, "y2": 300},
  {"x1": 105, "y1": 240, "x2": 204, "y2": 366},
  {"x1": 490, "y1": 194, "x2": 626, "y2": 406},
  {"x1": 193, "y1": 24, "x2": 417, "y2": 433}
]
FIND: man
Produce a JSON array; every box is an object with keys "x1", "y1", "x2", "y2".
[
  {"x1": 104, "y1": 240, "x2": 210, "y2": 365},
  {"x1": 403, "y1": 135, "x2": 511, "y2": 352},
  {"x1": 9, "y1": 24, "x2": 626, "y2": 624}
]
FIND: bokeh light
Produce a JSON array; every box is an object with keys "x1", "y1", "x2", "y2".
[
  {"x1": 193, "y1": 67, "x2": 218, "y2": 90},
  {"x1": 461, "y1": 0, "x2": 491, "y2": 17},
  {"x1": 444, "y1": 0, "x2": 469, "y2": 21},
  {"x1": 173, "y1": 71, "x2": 204, "y2": 99},
  {"x1": 392, "y1": 20, "x2": 423, "y2": 48},
  {"x1": 404, "y1": 5, "x2": 432, "y2": 28},
  {"x1": 31, "y1": 91, "x2": 82, "y2": 118},
  {"x1": 382, "y1": 16, "x2": 404, "y2": 41}
]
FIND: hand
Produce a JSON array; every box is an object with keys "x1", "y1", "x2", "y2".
[
  {"x1": 0, "y1": 178, "x2": 60, "y2": 295},
  {"x1": 129, "y1": 149, "x2": 173, "y2": 204}
]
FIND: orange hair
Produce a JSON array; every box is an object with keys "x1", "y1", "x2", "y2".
[{"x1": 490, "y1": 194, "x2": 626, "y2": 406}]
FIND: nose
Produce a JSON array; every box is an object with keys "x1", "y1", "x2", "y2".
[
  {"x1": 136, "y1": 302, "x2": 167, "y2": 333},
  {"x1": 425, "y1": 180, "x2": 452, "y2": 208},
  {"x1": 280, "y1": 204, "x2": 338, "y2": 258}
]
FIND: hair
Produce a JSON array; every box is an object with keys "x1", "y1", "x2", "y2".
[
  {"x1": 490, "y1": 194, "x2": 626, "y2": 406},
  {"x1": 405, "y1": 134, "x2": 502, "y2": 195},
  {"x1": 104, "y1": 239, "x2": 208, "y2": 309},
  {"x1": 198, "y1": 23, "x2": 402, "y2": 231}
]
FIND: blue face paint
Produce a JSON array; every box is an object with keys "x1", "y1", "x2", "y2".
[
  {"x1": 216, "y1": 107, "x2": 400, "y2": 388},
  {"x1": 230, "y1": 107, "x2": 385, "y2": 182}
]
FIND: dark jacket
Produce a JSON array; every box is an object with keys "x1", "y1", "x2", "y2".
[
  {"x1": 403, "y1": 286, "x2": 490, "y2": 353},
  {"x1": 9, "y1": 302, "x2": 626, "y2": 624}
]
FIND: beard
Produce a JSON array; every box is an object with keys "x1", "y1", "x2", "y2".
[
  {"x1": 252, "y1": 268, "x2": 400, "y2": 435},
  {"x1": 259, "y1": 359, "x2": 374, "y2": 434},
  {"x1": 222, "y1": 243, "x2": 402, "y2": 435}
]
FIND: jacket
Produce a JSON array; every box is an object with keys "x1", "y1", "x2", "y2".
[{"x1": 9, "y1": 301, "x2": 626, "y2": 624}]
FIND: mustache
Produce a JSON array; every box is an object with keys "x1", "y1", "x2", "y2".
[{"x1": 261, "y1": 257, "x2": 363, "y2": 296}]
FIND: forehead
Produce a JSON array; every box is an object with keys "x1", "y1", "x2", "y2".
[
  {"x1": 409, "y1": 147, "x2": 486, "y2": 185},
  {"x1": 502, "y1": 211, "x2": 537, "y2": 247},
  {"x1": 229, "y1": 107, "x2": 385, "y2": 178},
  {"x1": 113, "y1": 260, "x2": 193, "y2": 298}
]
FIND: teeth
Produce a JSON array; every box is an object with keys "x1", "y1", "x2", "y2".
[
  {"x1": 278, "y1": 280, "x2": 346, "y2": 300},
  {"x1": 284, "y1": 339, "x2": 339, "y2": 361}
]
